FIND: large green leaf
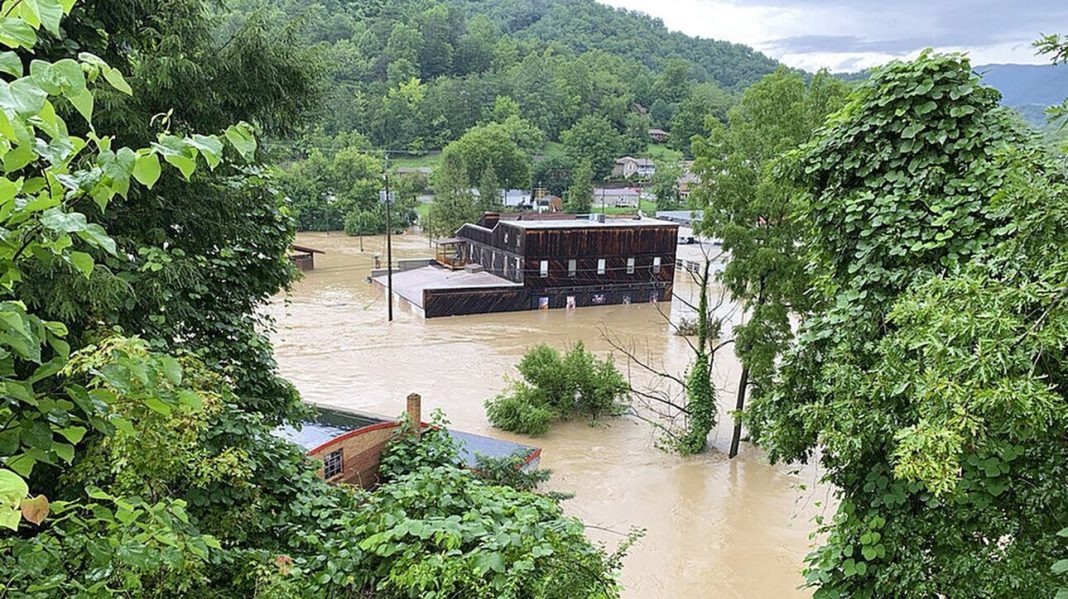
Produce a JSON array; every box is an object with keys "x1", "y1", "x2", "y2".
[
  {"x1": 132, "y1": 152, "x2": 161, "y2": 188},
  {"x1": 0, "y1": 51, "x2": 22, "y2": 77},
  {"x1": 0, "y1": 17, "x2": 36, "y2": 50},
  {"x1": 23, "y1": 0, "x2": 63, "y2": 36},
  {"x1": 0, "y1": 468, "x2": 28, "y2": 530},
  {"x1": 224, "y1": 123, "x2": 257, "y2": 162}
]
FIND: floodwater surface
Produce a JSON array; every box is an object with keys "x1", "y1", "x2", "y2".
[{"x1": 266, "y1": 232, "x2": 829, "y2": 598}]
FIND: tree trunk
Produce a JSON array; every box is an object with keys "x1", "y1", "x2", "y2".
[{"x1": 729, "y1": 364, "x2": 749, "y2": 458}]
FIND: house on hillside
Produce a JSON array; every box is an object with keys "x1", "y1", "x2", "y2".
[
  {"x1": 612, "y1": 156, "x2": 656, "y2": 179},
  {"x1": 373, "y1": 212, "x2": 679, "y2": 318},
  {"x1": 648, "y1": 128, "x2": 669, "y2": 143}
]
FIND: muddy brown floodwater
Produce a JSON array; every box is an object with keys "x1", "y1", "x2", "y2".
[{"x1": 265, "y1": 231, "x2": 831, "y2": 598}]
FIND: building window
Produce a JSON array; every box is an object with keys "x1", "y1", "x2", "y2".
[
  {"x1": 568, "y1": 259, "x2": 577, "y2": 277},
  {"x1": 323, "y1": 449, "x2": 343, "y2": 479},
  {"x1": 597, "y1": 258, "x2": 606, "y2": 275},
  {"x1": 540, "y1": 260, "x2": 549, "y2": 278},
  {"x1": 652, "y1": 257, "x2": 662, "y2": 274},
  {"x1": 626, "y1": 257, "x2": 635, "y2": 274}
]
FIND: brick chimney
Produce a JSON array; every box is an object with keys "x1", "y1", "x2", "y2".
[{"x1": 406, "y1": 393, "x2": 422, "y2": 438}]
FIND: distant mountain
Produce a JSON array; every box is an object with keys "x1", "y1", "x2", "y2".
[
  {"x1": 974, "y1": 64, "x2": 1068, "y2": 108},
  {"x1": 445, "y1": 0, "x2": 781, "y2": 89}
]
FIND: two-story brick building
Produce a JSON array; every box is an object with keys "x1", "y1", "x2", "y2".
[{"x1": 375, "y1": 213, "x2": 679, "y2": 318}]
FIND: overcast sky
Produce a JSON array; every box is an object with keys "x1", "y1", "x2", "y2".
[{"x1": 598, "y1": 0, "x2": 1068, "y2": 72}]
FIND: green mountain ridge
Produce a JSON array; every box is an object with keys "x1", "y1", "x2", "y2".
[{"x1": 225, "y1": 0, "x2": 782, "y2": 151}]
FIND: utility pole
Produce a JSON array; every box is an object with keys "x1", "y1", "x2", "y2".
[{"x1": 382, "y1": 159, "x2": 394, "y2": 323}]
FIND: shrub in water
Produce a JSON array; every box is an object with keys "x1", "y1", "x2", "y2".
[{"x1": 486, "y1": 342, "x2": 629, "y2": 435}]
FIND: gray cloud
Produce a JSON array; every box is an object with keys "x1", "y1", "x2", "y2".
[
  {"x1": 766, "y1": 35, "x2": 928, "y2": 54},
  {"x1": 762, "y1": 0, "x2": 1068, "y2": 52}
]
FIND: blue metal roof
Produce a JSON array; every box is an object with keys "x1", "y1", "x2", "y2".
[{"x1": 274, "y1": 407, "x2": 387, "y2": 451}]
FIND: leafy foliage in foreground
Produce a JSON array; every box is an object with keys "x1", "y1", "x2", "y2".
[
  {"x1": 747, "y1": 52, "x2": 1068, "y2": 597},
  {"x1": 486, "y1": 343, "x2": 629, "y2": 435},
  {"x1": 335, "y1": 465, "x2": 633, "y2": 599},
  {"x1": 0, "y1": 3, "x2": 631, "y2": 597}
]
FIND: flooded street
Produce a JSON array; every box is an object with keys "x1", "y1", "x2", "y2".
[{"x1": 266, "y1": 232, "x2": 829, "y2": 598}]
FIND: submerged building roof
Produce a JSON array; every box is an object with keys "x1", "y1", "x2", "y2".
[
  {"x1": 372, "y1": 265, "x2": 520, "y2": 308},
  {"x1": 275, "y1": 405, "x2": 538, "y2": 468}
]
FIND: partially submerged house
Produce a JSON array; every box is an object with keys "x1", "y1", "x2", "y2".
[
  {"x1": 373, "y1": 212, "x2": 679, "y2": 318},
  {"x1": 275, "y1": 394, "x2": 540, "y2": 488},
  {"x1": 289, "y1": 244, "x2": 325, "y2": 271}
]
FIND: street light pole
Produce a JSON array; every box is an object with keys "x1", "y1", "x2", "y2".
[{"x1": 385, "y1": 166, "x2": 394, "y2": 323}]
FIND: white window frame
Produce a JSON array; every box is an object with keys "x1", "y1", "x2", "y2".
[
  {"x1": 597, "y1": 258, "x2": 606, "y2": 275},
  {"x1": 626, "y1": 257, "x2": 635, "y2": 274},
  {"x1": 652, "y1": 257, "x2": 662, "y2": 274},
  {"x1": 540, "y1": 260, "x2": 549, "y2": 278},
  {"x1": 568, "y1": 259, "x2": 577, "y2": 277}
]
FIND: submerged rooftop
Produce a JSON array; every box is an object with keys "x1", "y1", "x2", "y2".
[
  {"x1": 275, "y1": 405, "x2": 538, "y2": 467},
  {"x1": 373, "y1": 265, "x2": 519, "y2": 308},
  {"x1": 488, "y1": 213, "x2": 677, "y2": 230}
]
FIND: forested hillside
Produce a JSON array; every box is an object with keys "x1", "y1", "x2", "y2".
[{"x1": 223, "y1": 0, "x2": 778, "y2": 150}]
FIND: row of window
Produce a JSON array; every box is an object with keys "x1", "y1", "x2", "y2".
[{"x1": 540, "y1": 257, "x2": 663, "y2": 278}]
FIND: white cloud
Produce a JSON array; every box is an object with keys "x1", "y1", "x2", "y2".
[{"x1": 597, "y1": 0, "x2": 1060, "y2": 71}]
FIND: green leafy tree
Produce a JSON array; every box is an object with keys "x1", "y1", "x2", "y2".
[
  {"x1": 651, "y1": 162, "x2": 683, "y2": 211},
  {"x1": 533, "y1": 152, "x2": 573, "y2": 197},
  {"x1": 1035, "y1": 34, "x2": 1068, "y2": 135},
  {"x1": 747, "y1": 52, "x2": 1068, "y2": 597},
  {"x1": 675, "y1": 261, "x2": 717, "y2": 454},
  {"x1": 669, "y1": 82, "x2": 735, "y2": 155},
  {"x1": 562, "y1": 115, "x2": 623, "y2": 179},
  {"x1": 565, "y1": 161, "x2": 594, "y2": 213},
  {"x1": 276, "y1": 142, "x2": 383, "y2": 231},
  {"x1": 441, "y1": 122, "x2": 531, "y2": 190},
  {"x1": 429, "y1": 156, "x2": 479, "y2": 237},
  {"x1": 477, "y1": 165, "x2": 502, "y2": 213},
  {"x1": 691, "y1": 67, "x2": 848, "y2": 457}
]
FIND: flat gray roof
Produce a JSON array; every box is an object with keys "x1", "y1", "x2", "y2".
[
  {"x1": 373, "y1": 265, "x2": 520, "y2": 308},
  {"x1": 502, "y1": 217, "x2": 677, "y2": 230},
  {"x1": 655, "y1": 210, "x2": 704, "y2": 225}
]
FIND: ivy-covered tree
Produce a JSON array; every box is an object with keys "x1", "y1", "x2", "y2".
[
  {"x1": 747, "y1": 52, "x2": 1068, "y2": 597},
  {"x1": 691, "y1": 67, "x2": 848, "y2": 457}
]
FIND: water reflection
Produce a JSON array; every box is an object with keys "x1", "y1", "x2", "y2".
[{"x1": 265, "y1": 232, "x2": 828, "y2": 598}]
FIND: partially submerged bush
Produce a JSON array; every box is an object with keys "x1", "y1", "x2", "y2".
[{"x1": 486, "y1": 343, "x2": 629, "y2": 435}]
